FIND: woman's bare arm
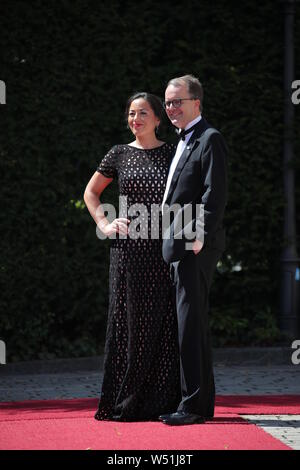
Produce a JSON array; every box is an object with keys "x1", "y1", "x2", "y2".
[{"x1": 83, "y1": 172, "x2": 129, "y2": 236}]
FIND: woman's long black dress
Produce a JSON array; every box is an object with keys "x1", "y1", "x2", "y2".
[{"x1": 94, "y1": 143, "x2": 181, "y2": 421}]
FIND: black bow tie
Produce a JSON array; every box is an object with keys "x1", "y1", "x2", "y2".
[{"x1": 176, "y1": 122, "x2": 200, "y2": 140}]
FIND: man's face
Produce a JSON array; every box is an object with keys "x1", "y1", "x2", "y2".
[{"x1": 164, "y1": 84, "x2": 200, "y2": 129}]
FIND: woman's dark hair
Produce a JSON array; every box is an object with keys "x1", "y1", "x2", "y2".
[{"x1": 125, "y1": 92, "x2": 166, "y2": 135}]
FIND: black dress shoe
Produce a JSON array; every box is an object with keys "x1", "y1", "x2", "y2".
[
  {"x1": 158, "y1": 413, "x2": 173, "y2": 421},
  {"x1": 159, "y1": 412, "x2": 213, "y2": 422},
  {"x1": 162, "y1": 411, "x2": 205, "y2": 426}
]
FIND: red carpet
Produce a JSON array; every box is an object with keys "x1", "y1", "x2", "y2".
[{"x1": 0, "y1": 396, "x2": 299, "y2": 450}]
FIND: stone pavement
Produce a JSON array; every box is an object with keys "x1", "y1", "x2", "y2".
[{"x1": 0, "y1": 348, "x2": 300, "y2": 450}]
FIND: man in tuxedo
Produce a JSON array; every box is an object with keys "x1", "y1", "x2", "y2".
[{"x1": 160, "y1": 74, "x2": 227, "y2": 425}]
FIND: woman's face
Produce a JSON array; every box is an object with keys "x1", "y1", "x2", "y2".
[{"x1": 128, "y1": 98, "x2": 160, "y2": 138}]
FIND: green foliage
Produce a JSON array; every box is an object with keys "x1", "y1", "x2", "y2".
[{"x1": 0, "y1": 0, "x2": 299, "y2": 360}]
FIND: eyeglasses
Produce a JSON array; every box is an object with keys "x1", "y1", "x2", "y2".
[{"x1": 163, "y1": 98, "x2": 198, "y2": 109}]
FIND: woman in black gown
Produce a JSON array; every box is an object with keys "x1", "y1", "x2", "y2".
[{"x1": 84, "y1": 92, "x2": 180, "y2": 421}]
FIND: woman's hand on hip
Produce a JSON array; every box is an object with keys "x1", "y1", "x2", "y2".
[{"x1": 98, "y1": 218, "x2": 130, "y2": 237}]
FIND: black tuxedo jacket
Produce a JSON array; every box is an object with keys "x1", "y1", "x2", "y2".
[{"x1": 162, "y1": 117, "x2": 228, "y2": 264}]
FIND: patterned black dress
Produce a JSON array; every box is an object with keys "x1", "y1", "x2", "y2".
[{"x1": 94, "y1": 143, "x2": 181, "y2": 421}]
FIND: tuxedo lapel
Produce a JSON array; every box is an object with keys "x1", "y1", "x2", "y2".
[{"x1": 165, "y1": 118, "x2": 209, "y2": 206}]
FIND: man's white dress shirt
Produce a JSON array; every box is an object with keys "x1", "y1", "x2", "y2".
[{"x1": 162, "y1": 115, "x2": 202, "y2": 210}]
